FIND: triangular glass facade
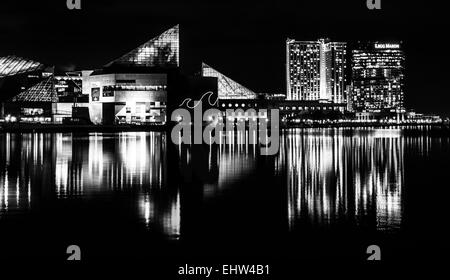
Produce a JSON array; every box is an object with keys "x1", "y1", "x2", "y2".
[
  {"x1": 106, "y1": 25, "x2": 179, "y2": 68},
  {"x1": 12, "y1": 76, "x2": 57, "y2": 102},
  {"x1": 0, "y1": 55, "x2": 44, "y2": 77},
  {"x1": 202, "y1": 63, "x2": 257, "y2": 100}
]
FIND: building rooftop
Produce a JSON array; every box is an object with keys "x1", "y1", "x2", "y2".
[
  {"x1": 12, "y1": 76, "x2": 57, "y2": 102},
  {"x1": 0, "y1": 55, "x2": 45, "y2": 78},
  {"x1": 104, "y1": 25, "x2": 180, "y2": 69},
  {"x1": 201, "y1": 63, "x2": 257, "y2": 100}
]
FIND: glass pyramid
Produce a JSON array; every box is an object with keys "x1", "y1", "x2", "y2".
[
  {"x1": 12, "y1": 76, "x2": 57, "y2": 102},
  {"x1": 106, "y1": 25, "x2": 179, "y2": 68},
  {"x1": 0, "y1": 55, "x2": 44, "y2": 78},
  {"x1": 202, "y1": 63, "x2": 257, "y2": 100}
]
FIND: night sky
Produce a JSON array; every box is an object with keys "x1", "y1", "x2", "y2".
[{"x1": 1, "y1": 0, "x2": 448, "y2": 115}]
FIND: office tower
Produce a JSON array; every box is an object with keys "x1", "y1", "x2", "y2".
[
  {"x1": 286, "y1": 38, "x2": 347, "y2": 103},
  {"x1": 351, "y1": 42, "x2": 405, "y2": 112}
]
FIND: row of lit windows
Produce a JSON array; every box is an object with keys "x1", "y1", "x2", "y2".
[
  {"x1": 125, "y1": 103, "x2": 166, "y2": 114},
  {"x1": 279, "y1": 106, "x2": 342, "y2": 111},
  {"x1": 103, "y1": 85, "x2": 167, "y2": 91},
  {"x1": 220, "y1": 103, "x2": 259, "y2": 108},
  {"x1": 91, "y1": 85, "x2": 167, "y2": 100}
]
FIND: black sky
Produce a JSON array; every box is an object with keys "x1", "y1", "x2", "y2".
[{"x1": 1, "y1": 0, "x2": 449, "y2": 115}]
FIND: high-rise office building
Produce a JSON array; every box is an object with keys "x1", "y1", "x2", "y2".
[
  {"x1": 351, "y1": 42, "x2": 405, "y2": 113},
  {"x1": 286, "y1": 39, "x2": 347, "y2": 103}
]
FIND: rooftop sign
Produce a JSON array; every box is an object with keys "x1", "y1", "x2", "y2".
[{"x1": 375, "y1": 43, "x2": 400, "y2": 49}]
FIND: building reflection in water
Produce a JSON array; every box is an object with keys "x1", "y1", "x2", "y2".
[
  {"x1": 0, "y1": 130, "x2": 258, "y2": 238},
  {"x1": 1, "y1": 128, "x2": 445, "y2": 236},
  {"x1": 217, "y1": 131, "x2": 258, "y2": 190},
  {"x1": 54, "y1": 132, "x2": 169, "y2": 195},
  {"x1": 0, "y1": 132, "x2": 180, "y2": 239},
  {"x1": 278, "y1": 128, "x2": 406, "y2": 232},
  {"x1": 176, "y1": 130, "x2": 258, "y2": 199},
  {"x1": 0, "y1": 133, "x2": 52, "y2": 217}
]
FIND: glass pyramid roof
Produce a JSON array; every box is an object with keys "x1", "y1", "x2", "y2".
[
  {"x1": 202, "y1": 63, "x2": 257, "y2": 100},
  {"x1": 106, "y1": 25, "x2": 179, "y2": 68},
  {"x1": 0, "y1": 55, "x2": 44, "y2": 78},
  {"x1": 12, "y1": 76, "x2": 57, "y2": 102}
]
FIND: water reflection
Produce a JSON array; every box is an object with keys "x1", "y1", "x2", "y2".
[
  {"x1": 0, "y1": 132, "x2": 180, "y2": 238},
  {"x1": 0, "y1": 128, "x2": 446, "y2": 239},
  {"x1": 54, "y1": 132, "x2": 167, "y2": 196},
  {"x1": 278, "y1": 128, "x2": 406, "y2": 231},
  {"x1": 175, "y1": 131, "x2": 258, "y2": 199},
  {"x1": 0, "y1": 133, "x2": 51, "y2": 216}
]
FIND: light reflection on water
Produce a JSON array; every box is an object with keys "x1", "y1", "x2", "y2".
[
  {"x1": 174, "y1": 131, "x2": 258, "y2": 199},
  {"x1": 278, "y1": 128, "x2": 406, "y2": 231},
  {"x1": 0, "y1": 128, "x2": 446, "y2": 238},
  {"x1": 54, "y1": 132, "x2": 167, "y2": 196},
  {"x1": 0, "y1": 132, "x2": 181, "y2": 239}
]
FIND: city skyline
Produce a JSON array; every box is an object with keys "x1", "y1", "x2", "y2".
[{"x1": 0, "y1": 24, "x2": 444, "y2": 125}]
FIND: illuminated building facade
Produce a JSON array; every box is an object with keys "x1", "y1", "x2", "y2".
[
  {"x1": 1, "y1": 25, "x2": 219, "y2": 125},
  {"x1": 84, "y1": 72, "x2": 168, "y2": 125},
  {"x1": 5, "y1": 74, "x2": 91, "y2": 123},
  {"x1": 0, "y1": 56, "x2": 55, "y2": 120},
  {"x1": 286, "y1": 39, "x2": 347, "y2": 103},
  {"x1": 8, "y1": 76, "x2": 56, "y2": 123},
  {"x1": 201, "y1": 63, "x2": 257, "y2": 100},
  {"x1": 84, "y1": 25, "x2": 180, "y2": 125},
  {"x1": 12, "y1": 76, "x2": 56, "y2": 103},
  {"x1": 351, "y1": 42, "x2": 405, "y2": 113},
  {"x1": 55, "y1": 72, "x2": 84, "y2": 102}
]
